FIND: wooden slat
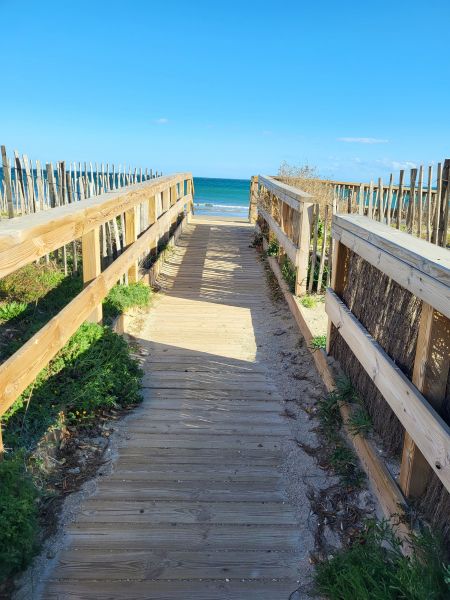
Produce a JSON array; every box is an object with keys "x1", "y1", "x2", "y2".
[
  {"x1": 0, "y1": 173, "x2": 191, "y2": 278},
  {"x1": 332, "y1": 216, "x2": 450, "y2": 319},
  {"x1": 257, "y1": 205, "x2": 298, "y2": 264},
  {"x1": 326, "y1": 289, "x2": 450, "y2": 494}
]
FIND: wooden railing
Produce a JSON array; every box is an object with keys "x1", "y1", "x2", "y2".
[
  {"x1": 0, "y1": 173, "x2": 194, "y2": 452},
  {"x1": 249, "y1": 175, "x2": 314, "y2": 295},
  {"x1": 327, "y1": 214, "x2": 450, "y2": 501}
]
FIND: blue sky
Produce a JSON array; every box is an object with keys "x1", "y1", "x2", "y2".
[{"x1": 1, "y1": 0, "x2": 449, "y2": 180}]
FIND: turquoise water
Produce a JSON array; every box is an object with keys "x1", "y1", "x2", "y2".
[{"x1": 193, "y1": 177, "x2": 250, "y2": 218}]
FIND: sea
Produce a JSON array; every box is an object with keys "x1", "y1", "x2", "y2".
[{"x1": 193, "y1": 177, "x2": 250, "y2": 219}]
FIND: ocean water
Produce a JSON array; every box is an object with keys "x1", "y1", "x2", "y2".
[{"x1": 193, "y1": 177, "x2": 250, "y2": 218}]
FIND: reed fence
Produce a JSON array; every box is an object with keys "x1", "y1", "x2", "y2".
[{"x1": 0, "y1": 172, "x2": 194, "y2": 453}]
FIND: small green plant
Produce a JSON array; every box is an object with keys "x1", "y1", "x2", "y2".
[
  {"x1": 0, "y1": 453, "x2": 39, "y2": 582},
  {"x1": 301, "y1": 295, "x2": 317, "y2": 309},
  {"x1": 347, "y1": 406, "x2": 372, "y2": 436},
  {"x1": 0, "y1": 301, "x2": 28, "y2": 322},
  {"x1": 266, "y1": 238, "x2": 280, "y2": 257},
  {"x1": 310, "y1": 334, "x2": 326, "y2": 350},
  {"x1": 317, "y1": 390, "x2": 342, "y2": 430},
  {"x1": 281, "y1": 256, "x2": 296, "y2": 293},
  {"x1": 329, "y1": 443, "x2": 364, "y2": 486},
  {"x1": 103, "y1": 282, "x2": 151, "y2": 321},
  {"x1": 315, "y1": 520, "x2": 450, "y2": 600}
]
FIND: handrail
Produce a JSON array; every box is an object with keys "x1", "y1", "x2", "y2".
[
  {"x1": 0, "y1": 173, "x2": 194, "y2": 451},
  {"x1": 327, "y1": 213, "x2": 450, "y2": 499},
  {"x1": 250, "y1": 174, "x2": 314, "y2": 295}
]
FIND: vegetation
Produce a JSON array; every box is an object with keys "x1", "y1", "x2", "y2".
[
  {"x1": 0, "y1": 454, "x2": 39, "y2": 582},
  {"x1": 310, "y1": 334, "x2": 327, "y2": 350},
  {"x1": 301, "y1": 295, "x2": 317, "y2": 309},
  {"x1": 315, "y1": 520, "x2": 450, "y2": 600},
  {"x1": 0, "y1": 263, "x2": 150, "y2": 585},
  {"x1": 266, "y1": 238, "x2": 280, "y2": 257},
  {"x1": 103, "y1": 282, "x2": 152, "y2": 322},
  {"x1": 281, "y1": 255, "x2": 296, "y2": 293},
  {"x1": 316, "y1": 379, "x2": 365, "y2": 487}
]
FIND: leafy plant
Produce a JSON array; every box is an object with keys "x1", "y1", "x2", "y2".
[
  {"x1": 0, "y1": 453, "x2": 39, "y2": 582},
  {"x1": 103, "y1": 282, "x2": 152, "y2": 322},
  {"x1": 347, "y1": 407, "x2": 372, "y2": 436},
  {"x1": 301, "y1": 295, "x2": 317, "y2": 309},
  {"x1": 266, "y1": 238, "x2": 280, "y2": 257},
  {"x1": 0, "y1": 301, "x2": 28, "y2": 322},
  {"x1": 281, "y1": 256, "x2": 296, "y2": 293},
  {"x1": 315, "y1": 520, "x2": 450, "y2": 600},
  {"x1": 0, "y1": 263, "x2": 65, "y2": 304},
  {"x1": 310, "y1": 335, "x2": 327, "y2": 350}
]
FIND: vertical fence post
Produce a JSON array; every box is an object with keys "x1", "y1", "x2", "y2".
[
  {"x1": 125, "y1": 206, "x2": 139, "y2": 282},
  {"x1": 1, "y1": 146, "x2": 14, "y2": 218},
  {"x1": 399, "y1": 304, "x2": 450, "y2": 497},
  {"x1": 249, "y1": 176, "x2": 258, "y2": 224},
  {"x1": 187, "y1": 179, "x2": 193, "y2": 222},
  {"x1": 326, "y1": 225, "x2": 350, "y2": 354},
  {"x1": 81, "y1": 227, "x2": 102, "y2": 323},
  {"x1": 295, "y1": 201, "x2": 313, "y2": 296}
]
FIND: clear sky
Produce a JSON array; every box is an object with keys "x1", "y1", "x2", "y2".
[{"x1": 1, "y1": 0, "x2": 449, "y2": 181}]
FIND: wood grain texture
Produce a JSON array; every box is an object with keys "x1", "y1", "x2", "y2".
[{"x1": 44, "y1": 216, "x2": 303, "y2": 598}]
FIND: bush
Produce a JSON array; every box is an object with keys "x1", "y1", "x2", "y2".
[
  {"x1": 0, "y1": 263, "x2": 65, "y2": 304},
  {"x1": 0, "y1": 454, "x2": 39, "y2": 582},
  {"x1": 103, "y1": 282, "x2": 151, "y2": 322},
  {"x1": 315, "y1": 520, "x2": 450, "y2": 600}
]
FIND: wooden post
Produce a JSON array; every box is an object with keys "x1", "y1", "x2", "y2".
[
  {"x1": 1, "y1": 146, "x2": 14, "y2": 218},
  {"x1": 399, "y1": 305, "x2": 450, "y2": 497},
  {"x1": 387, "y1": 174, "x2": 393, "y2": 226},
  {"x1": 295, "y1": 202, "x2": 313, "y2": 296},
  {"x1": 377, "y1": 178, "x2": 383, "y2": 222},
  {"x1": 81, "y1": 227, "x2": 102, "y2": 323},
  {"x1": 438, "y1": 159, "x2": 449, "y2": 247},
  {"x1": 368, "y1": 180, "x2": 374, "y2": 219},
  {"x1": 358, "y1": 184, "x2": 364, "y2": 215},
  {"x1": 432, "y1": 162, "x2": 442, "y2": 244},
  {"x1": 125, "y1": 206, "x2": 139, "y2": 282},
  {"x1": 249, "y1": 176, "x2": 258, "y2": 223},
  {"x1": 396, "y1": 170, "x2": 404, "y2": 229},
  {"x1": 317, "y1": 204, "x2": 329, "y2": 293},
  {"x1": 326, "y1": 233, "x2": 350, "y2": 354},
  {"x1": 417, "y1": 165, "x2": 423, "y2": 238},
  {"x1": 308, "y1": 203, "x2": 320, "y2": 293},
  {"x1": 426, "y1": 165, "x2": 433, "y2": 242},
  {"x1": 407, "y1": 168, "x2": 417, "y2": 234}
]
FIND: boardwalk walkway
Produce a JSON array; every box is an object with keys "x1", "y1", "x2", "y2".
[{"x1": 44, "y1": 216, "x2": 304, "y2": 599}]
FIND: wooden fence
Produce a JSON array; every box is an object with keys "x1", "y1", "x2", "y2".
[
  {"x1": 0, "y1": 172, "x2": 194, "y2": 453},
  {"x1": 250, "y1": 175, "x2": 316, "y2": 295},
  {"x1": 327, "y1": 214, "x2": 450, "y2": 506},
  {"x1": 0, "y1": 145, "x2": 163, "y2": 275},
  {"x1": 251, "y1": 172, "x2": 450, "y2": 534}
]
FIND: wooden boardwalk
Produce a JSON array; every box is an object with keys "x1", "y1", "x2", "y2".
[{"x1": 44, "y1": 216, "x2": 303, "y2": 599}]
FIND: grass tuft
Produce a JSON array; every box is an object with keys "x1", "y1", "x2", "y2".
[
  {"x1": 301, "y1": 295, "x2": 317, "y2": 309},
  {"x1": 315, "y1": 520, "x2": 450, "y2": 600},
  {"x1": 103, "y1": 282, "x2": 152, "y2": 322},
  {"x1": 310, "y1": 334, "x2": 327, "y2": 350}
]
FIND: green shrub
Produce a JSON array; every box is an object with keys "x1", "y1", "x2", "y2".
[
  {"x1": 0, "y1": 263, "x2": 65, "y2": 304},
  {"x1": 4, "y1": 323, "x2": 142, "y2": 449},
  {"x1": 103, "y1": 282, "x2": 151, "y2": 322},
  {"x1": 310, "y1": 334, "x2": 327, "y2": 350},
  {"x1": 266, "y1": 238, "x2": 280, "y2": 257},
  {"x1": 0, "y1": 454, "x2": 39, "y2": 582},
  {"x1": 315, "y1": 520, "x2": 450, "y2": 600},
  {"x1": 0, "y1": 301, "x2": 28, "y2": 323},
  {"x1": 281, "y1": 256, "x2": 296, "y2": 293},
  {"x1": 301, "y1": 295, "x2": 317, "y2": 309}
]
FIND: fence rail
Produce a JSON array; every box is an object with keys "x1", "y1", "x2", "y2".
[
  {"x1": 327, "y1": 214, "x2": 450, "y2": 500},
  {"x1": 0, "y1": 172, "x2": 194, "y2": 452}
]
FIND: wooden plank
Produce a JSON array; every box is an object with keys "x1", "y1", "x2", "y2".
[
  {"x1": 257, "y1": 205, "x2": 298, "y2": 264},
  {"x1": 326, "y1": 289, "x2": 450, "y2": 494},
  {"x1": 295, "y1": 201, "x2": 313, "y2": 295},
  {"x1": 51, "y1": 548, "x2": 300, "y2": 581},
  {"x1": 332, "y1": 217, "x2": 450, "y2": 319},
  {"x1": 1, "y1": 146, "x2": 14, "y2": 217},
  {"x1": 81, "y1": 227, "x2": 102, "y2": 323},
  {"x1": 333, "y1": 213, "x2": 450, "y2": 285},
  {"x1": 258, "y1": 174, "x2": 312, "y2": 210}
]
